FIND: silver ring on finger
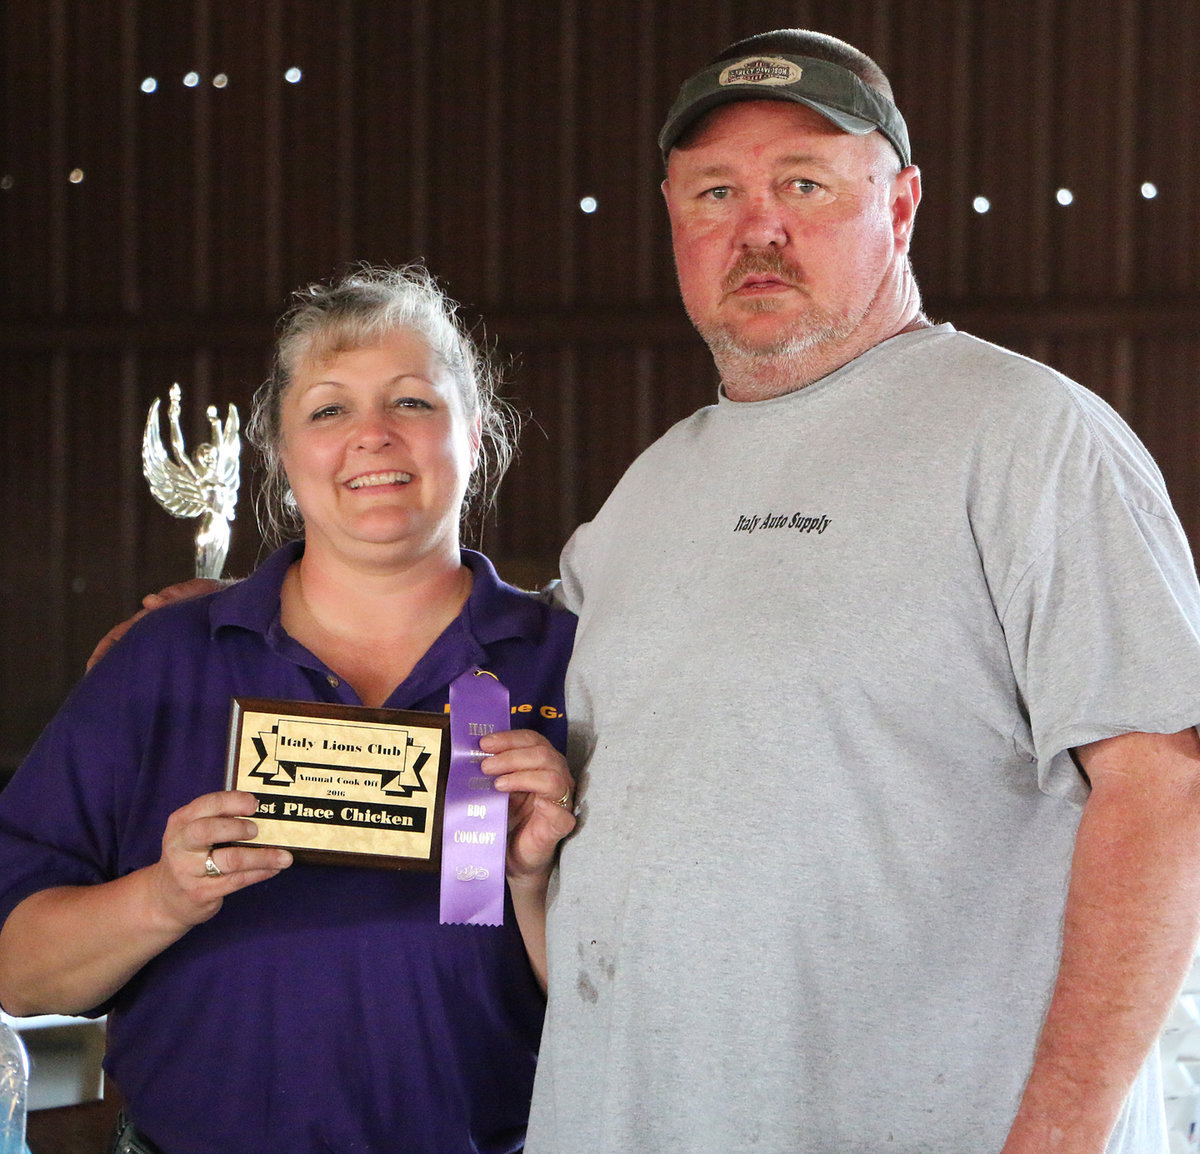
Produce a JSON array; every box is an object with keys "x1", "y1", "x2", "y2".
[{"x1": 204, "y1": 853, "x2": 223, "y2": 878}]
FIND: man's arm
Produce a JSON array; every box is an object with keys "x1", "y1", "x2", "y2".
[{"x1": 1002, "y1": 727, "x2": 1200, "y2": 1154}]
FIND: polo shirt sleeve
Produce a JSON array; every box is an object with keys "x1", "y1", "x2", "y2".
[{"x1": 0, "y1": 627, "x2": 150, "y2": 935}]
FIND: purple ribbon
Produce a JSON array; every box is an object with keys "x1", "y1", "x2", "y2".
[{"x1": 440, "y1": 668, "x2": 511, "y2": 926}]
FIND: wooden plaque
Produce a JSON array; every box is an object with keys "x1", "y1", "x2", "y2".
[{"x1": 225, "y1": 696, "x2": 451, "y2": 870}]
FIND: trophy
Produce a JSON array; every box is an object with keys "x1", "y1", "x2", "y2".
[{"x1": 142, "y1": 383, "x2": 241, "y2": 578}]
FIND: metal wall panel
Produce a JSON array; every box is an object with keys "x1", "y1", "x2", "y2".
[{"x1": 2, "y1": 0, "x2": 1199, "y2": 769}]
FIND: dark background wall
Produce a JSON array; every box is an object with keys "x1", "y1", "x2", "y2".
[{"x1": 2, "y1": 0, "x2": 1199, "y2": 773}]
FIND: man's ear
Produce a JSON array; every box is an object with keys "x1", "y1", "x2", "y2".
[{"x1": 892, "y1": 165, "x2": 921, "y2": 253}]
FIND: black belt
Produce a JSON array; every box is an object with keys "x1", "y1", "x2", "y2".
[{"x1": 109, "y1": 1112, "x2": 167, "y2": 1154}]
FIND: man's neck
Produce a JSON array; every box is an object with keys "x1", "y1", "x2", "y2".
[{"x1": 717, "y1": 311, "x2": 928, "y2": 403}]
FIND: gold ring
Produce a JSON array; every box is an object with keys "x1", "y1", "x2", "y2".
[
  {"x1": 556, "y1": 790, "x2": 572, "y2": 809},
  {"x1": 204, "y1": 854, "x2": 223, "y2": 878}
]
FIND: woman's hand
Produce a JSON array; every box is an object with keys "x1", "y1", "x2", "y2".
[
  {"x1": 477, "y1": 730, "x2": 575, "y2": 882},
  {"x1": 0, "y1": 790, "x2": 292, "y2": 1016},
  {"x1": 478, "y1": 730, "x2": 575, "y2": 989},
  {"x1": 149, "y1": 790, "x2": 293, "y2": 931}
]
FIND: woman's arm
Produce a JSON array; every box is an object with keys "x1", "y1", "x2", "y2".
[
  {"x1": 479, "y1": 730, "x2": 576, "y2": 990},
  {"x1": 0, "y1": 791, "x2": 291, "y2": 1015}
]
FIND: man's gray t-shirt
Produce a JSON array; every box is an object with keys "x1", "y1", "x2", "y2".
[{"x1": 529, "y1": 325, "x2": 1200, "y2": 1153}]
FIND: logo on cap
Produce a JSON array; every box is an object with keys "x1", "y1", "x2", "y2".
[{"x1": 718, "y1": 56, "x2": 803, "y2": 88}]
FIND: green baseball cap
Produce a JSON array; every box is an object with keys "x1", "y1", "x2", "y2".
[{"x1": 658, "y1": 50, "x2": 911, "y2": 168}]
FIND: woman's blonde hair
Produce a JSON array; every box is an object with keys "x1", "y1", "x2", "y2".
[{"x1": 247, "y1": 264, "x2": 517, "y2": 547}]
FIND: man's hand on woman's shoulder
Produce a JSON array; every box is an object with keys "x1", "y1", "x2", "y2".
[{"x1": 87, "y1": 577, "x2": 228, "y2": 670}]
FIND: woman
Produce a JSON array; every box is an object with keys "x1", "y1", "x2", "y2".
[{"x1": 0, "y1": 267, "x2": 576, "y2": 1154}]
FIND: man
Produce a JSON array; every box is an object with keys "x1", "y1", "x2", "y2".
[{"x1": 526, "y1": 29, "x2": 1200, "y2": 1154}]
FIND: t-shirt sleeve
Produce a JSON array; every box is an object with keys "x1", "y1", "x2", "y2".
[{"x1": 985, "y1": 384, "x2": 1200, "y2": 799}]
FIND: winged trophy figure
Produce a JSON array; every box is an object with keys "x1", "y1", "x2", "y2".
[{"x1": 142, "y1": 383, "x2": 241, "y2": 578}]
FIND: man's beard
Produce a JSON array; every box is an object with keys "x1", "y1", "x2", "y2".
[
  {"x1": 699, "y1": 304, "x2": 860, "y2": 360},
  {"x1": 688, "y1": 250, "x2": 872, "y2": 398}
]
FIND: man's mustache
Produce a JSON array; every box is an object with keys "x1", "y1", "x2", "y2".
[{"x1": 723, "y1": 250, "x2": 803, "y2": 292}]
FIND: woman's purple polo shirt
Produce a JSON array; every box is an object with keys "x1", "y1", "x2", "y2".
[{"x1": 0, "y1": 542, "x2": 575, "y2": 1154}]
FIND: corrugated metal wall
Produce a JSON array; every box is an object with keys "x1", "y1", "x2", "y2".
[{"x1": 2, "y1": 0, "x2": 1199, "y2": 768}]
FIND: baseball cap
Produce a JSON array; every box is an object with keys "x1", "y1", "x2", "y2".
[{"x1": 658, "y1": 36, "x2": 911, "y2": 168}]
